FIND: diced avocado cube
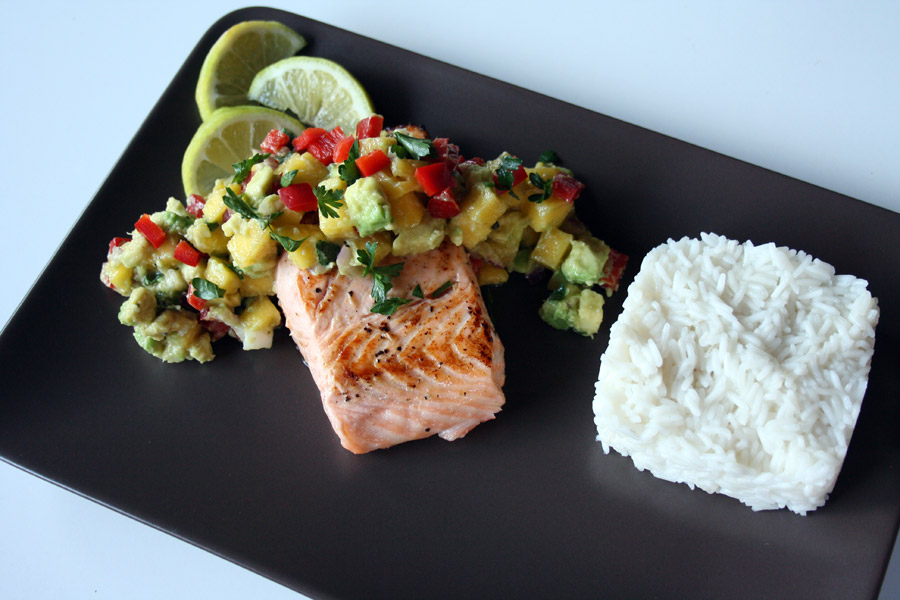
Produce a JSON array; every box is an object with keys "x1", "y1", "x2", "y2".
[
  {"x1": 539, "y1": 284, "x2": 605, "y2": 337},
  {"x1": 392, "y1": 216, "x2": 446, "y2": 256},
  {"x1": 344, "y1": 176, "x2": 393, "y2": 237},
  {"x1": 118, "y1": 287, "x2": 157, "y2": 326},
  {"x1": 560, "y1": 237, "x2": 611, "y2": 287},
  {"x1": 244, "y1": 164, "x2": 276, "y2": 205}
]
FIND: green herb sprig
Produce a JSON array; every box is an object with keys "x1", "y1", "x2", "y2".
[
  {"x1": 315, "y1": 186, "x2": 345, "y2": 219},
  {"x1": 222, "y1": 187, "x2": 306, "y2": 253},
  {"x1": 232, "y1": 153, "x2": 269, "y2": 184},
  {"x1": 391, "y1": 132, "x2": 436, "y2": 160},
  {"x1": 527, "y1": 172, "x2": 553, "y2": 203},
  {"x1": 357, "y1": 241, "x2": 412, "y2": 315},
  {"x1": 338, "y1": 139, "x2": 361, "y2": 185}
]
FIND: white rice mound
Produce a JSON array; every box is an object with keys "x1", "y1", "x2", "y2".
[{"x1": 593, "y1": 233, "x2": 879, "y2": 515}]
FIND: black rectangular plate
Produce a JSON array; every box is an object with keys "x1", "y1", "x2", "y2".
[{"x1": 2, "y1": 7, "x2": 899, "y2": 600}]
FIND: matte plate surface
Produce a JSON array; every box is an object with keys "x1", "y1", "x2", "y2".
[{"x1": 2, "y1": 8, "x2": 899, "y2": 600}]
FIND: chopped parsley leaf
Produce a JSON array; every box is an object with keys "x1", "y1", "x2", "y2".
[
  {"x1": 430, "y1": 280, "x2": 453, "y2": 298},
  {"x1": 232, "y1": 153, "x2": 269, "y2": 184},
  {"x1": 269, "y1": 230, "x2": 307, "y2": 253},
  {"x1": 338, "y1": 139, "x2": 361, "y2": 185},
  {"x1": 191, "y1": 277, "x2": 226, "y2": 300},
  {"x1": 280, "y1": 169, "x2": 298, "y2": 187},
  {"x1": 392, "y1": 132, "x2": 436, "y2": 160},
  {"x1": 315, "y1": 185, "x2": 344, "y2": 219},
  {"x1": 537, "y1": 150, "x2": 560, "y2": 164},
  {"x1": 527, "y1": 172, "x2": 553, "y2": 203},
  {"x1": 315, "y1": 240, "x2": 342, "y2": 266}
]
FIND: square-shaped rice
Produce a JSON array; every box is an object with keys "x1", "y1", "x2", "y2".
[{"x1": 593, "y1": 233, "x2": 879, "y2": 514}]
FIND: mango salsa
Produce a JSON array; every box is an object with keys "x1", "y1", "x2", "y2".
[{"x1": 100, "y1": 114, "x2": 626, "y2": 362}]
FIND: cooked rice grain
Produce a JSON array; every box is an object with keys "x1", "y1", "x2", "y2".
[{"x1": 593, "y1": 233, "x2": 879, "y2": 514}]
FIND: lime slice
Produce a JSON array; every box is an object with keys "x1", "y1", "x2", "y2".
[
  {"x1": 181, "y1": 106, "x2": 304, "y2": 197},
  {"x1": 195, "y1": 21, "x2": 306, "y2": 121},
  {"x1": 247, "y1": 56, "x2": 374, "y2": 134}
]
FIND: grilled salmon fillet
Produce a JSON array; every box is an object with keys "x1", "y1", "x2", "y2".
[{"x1": 274, "y1": 242, "x2": 505, "y2": 453}]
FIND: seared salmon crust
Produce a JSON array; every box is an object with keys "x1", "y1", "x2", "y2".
[{"x1": 275, "y1": 243, "x2": 506, "y2": 453}]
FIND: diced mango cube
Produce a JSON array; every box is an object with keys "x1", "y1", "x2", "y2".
[
  {"x1": 521, "y1": 196, "x2": 574, "y2": 232},
  {"x1": 275, "y1": 151, "x2": 329, "y2": 186},
  {"x1": 240, "y1": 296, "x2": 281, "y2": 332},
  {"x1": 391, "y1": 158, "x2": 427, "y2": 180},
  {"x1": 106, "y1": 263, "x2": 133, "y2": 293},
  {"x1": 226, "y1": 218, "x2": 277, "y2": 271},
  {"x1": 203, "y1": 182, "x2": 241, "y2": 224},
  {"x1": 531, "y1": 226, "x2": 573, "y2": 270},
  {"x1": 239, "y1": 272, "x2": 275, "y2": 297},
  {"x1": 373, "y1": 171, "x2": 422, "y2": 199},
  {"x1": 280, "y1": 224, "x2": 326, "y2": 270},
  {"x1": 185, "y1": 219, "x2": 229, "y2": 255},
  {"x1": 389, "y1": 192, "x2": 425, "y2": 230},
  {"x1": 485, "y1": 211, "x2": 529, "y2": 267},
  {"x1": 316, "y1": 178, "x2": 355, "y2": 241},
  {"x1": 477, "y1": 264, "x2": 509, "y2": 286},
  {"x1": 450, "y1": 184, "x2": 508, "y2": 249},
  {"x1": 204, "y1": 256, "x2": 241, "y2": 294}
]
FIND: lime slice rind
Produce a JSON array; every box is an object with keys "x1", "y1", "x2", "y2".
[
  {"x1": 247, "y1": 56, "x2": 374, "y2": 133},
  {"x1": 195, "y1": 21, "x2": 306, "y2": 121},
  {"x1": 182, "y1": 106, "x2": 305, "y2": 197}
]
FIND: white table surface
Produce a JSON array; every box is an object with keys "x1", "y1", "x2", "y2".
[{"x1": 2, "y1": 1, "x2": 899, "y2": 598}]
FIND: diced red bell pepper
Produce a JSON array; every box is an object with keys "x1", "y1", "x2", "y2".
[
  {"x1": 461, "y1": 157, "x2": 485, "y2": 166},
  {"x1": 427, "y1": 187, "x2": 461, "y2": 218},
  {"x1": 415, "y1": 162, "x2": 454, "y2": 197},
  {"x1": 356, "y1": 115, "x2": 384, "y2": 139},
  {"x1": 433, "y1": 138, "x2": 461, "y2": 170},
  {"x1": 173, "y1": 240, "x2": 203, "y2": 267},
  {"x1": 135, "y1": 214, "x2": 166, "y2": 248},
  {"x1": 469, "y1": 255, "x2": 484, "y2": 274},
  {"x1": 307, "y1": 126, "x2": 346, "y2": 165},
  {"x1": 292, "y1": 127, "x2": 326, "y2": 152},
  {"x1": 355, "y1": 149, "x2": 391, "y2": 176},
  {"x1": 260, "y1": 129, "x2": 290, "y2": 154},
  {"x1": 278, "y1": 182, "x2": 318, "y2": 212},
  {"x1": 332, "y1": 135, "x2": 356, "y2": 164},
  {"x1": 493, "y1": 164, "x2": 527, "y2": 192},
  {"x1": 199, "y1": 311, "x2": 230, "y2": 341},
  {"x1": 186, "y1": 281, "x2": 207, "y2": 311},
  {"x1": 599, "y1": 248, "x2": 628, "y2": 292},
  {"x1": 186, "y1": 193, "x2": 205, "y2": 218},
  {"x1": 108, "y1": 236, "x2": 129, "y2": 257},
  {"x1": 551, "y1": 173, "x2": 585, "y2": 203}
]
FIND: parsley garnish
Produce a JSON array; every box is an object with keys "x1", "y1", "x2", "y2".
[
  {"x1": 222, "y1": 187, "x2": 260, "y2": 221},
  {"x1": 430, "y1": 280, "x2": 453, "y2": 298},
  {"x1": 280, "y1": 169, "x2": 298, "y2": 187},
  {"x1": 548, "y1": 285, "x2": 567, "y2": 302},
  {"x1": 357, "y1": 241, "x2": 408, "y2": 313},
  {"x1": 371, "y1": 297, "x2": 413, "y2": 315},
  {"x1": 191, "y1": 277, "x2": 226, "y2": 300},
  {"x1": 225, "y1": 262, "x2": 245, "y2": 280},
  {"x1": 412, "y1": 284, "x2": 424, "y2": 299},
  {"x1": 391, "y1": 132, "x2": 436, "y2": 160},
  {"x1": 338, "y1": 139, "x2": 361, "y2": 185},
  {"x1": 315, "y1": 185, "x2": 345, "y2": 219},
  {"x1": 493, "y1": 155, "x2": 523, "y2": 197},
  {"x1": 141, "y1": 271, "x2": 163, "y2": 286},
  {"x1": 527, "y1": 172, "x2": 553, "y2": 203},
  {"x1": 232, "y1": 153, "x2": 269, "y2": 184},
  {"x1": 537, "y1": 150, "x2": 560, "y2": 164},
  {"x1": 269, "y1": 230, "x2": 307, "y2": 253},
  {"x1": 315, "y1": 240, "x2": 342, "y2": 266},
  {"x1": 223, "y1": 185, "x2": 302, "y2": 252}
]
